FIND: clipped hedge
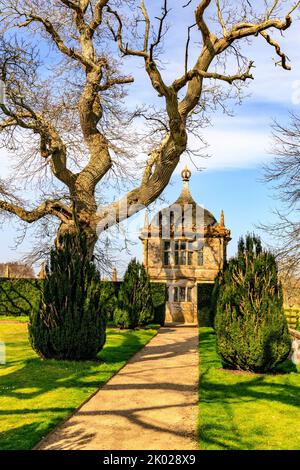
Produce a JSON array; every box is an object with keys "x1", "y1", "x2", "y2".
[
  {"x1": 0, "y1": 277, "x2": 166, "y2": 327},
  {"x1": 0, "y1": 278, "x2": 42, "y2": 316},
  {"x1": 113, "y1": 260, "x2": 154, "y2": 329},
  {"x1": 106, "y1": 281, "x2": 166, "y2": 327},
  {"x1": 100, "y1": 281, "x2": 120, "y2": 322}
]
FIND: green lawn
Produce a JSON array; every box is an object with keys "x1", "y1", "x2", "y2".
[
  {"x1": 199, "y1": 327, "x2": 300, "y2": 450},
  {"x1": 0, "y1": 315, "x2": 29, "y2": 322},
  {"x1": 0, "y1": 321, "x2": 157, "y2": 450}
]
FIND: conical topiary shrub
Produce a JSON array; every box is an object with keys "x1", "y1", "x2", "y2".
[
  {"x1": 114, "y1": 259, "x2": 140, "y2": 329},
  {"x1": 113, "y1": 259, "x2": 154, "y2": 328},
  {"x1": 137, "y1": 264, "x2": 155, "y2": 326},
  {"x1": 100, "y1": 281, "x2": 118, "y2": 323},
  {"x1": 28, "y1": 233, "x2": 106, "y2": 360},
  {"x1": 214, "y1": 234, "x2": 291, "y2": 373}
]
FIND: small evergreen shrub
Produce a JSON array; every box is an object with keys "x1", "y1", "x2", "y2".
[
  {"x1": 138, "y1": 265, "x2": 155, "y2": 326},
  {"x1": 113, "y1": 259, "x2": 154, "y2": 328},
  {"x1": 28, "y1": 233, "x2": 106, "y2": 360},
  {"x1": 151, "y1": 283, "x2": 166, "y2": 326},
  {"x1": 113, "y1": 307, "x2": 132, "y2": 329},
  {"x1": 114, "y1": 259, "x2": 139, "y2": 329},
  {"x1": 100, "y1": 281, "x2": 118, "y2": 323},
  {"x1": 215, "y1": 234, "x2": 291, "y2": 373}
]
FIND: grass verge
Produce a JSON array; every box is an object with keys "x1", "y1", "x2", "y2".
[
  {"x1": 199, "y1": 327, "x2": 300, "y2": 450},
  {"x1": 0, "y1": 321, "x2": 157, "y2": 450},
  {"x1": 0, "y1": 315, "x2": 29, "y2": 322}
]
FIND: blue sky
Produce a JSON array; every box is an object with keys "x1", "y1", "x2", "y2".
[{"x1": 0, "y1": 1, "x2": 299, "y2": 272}]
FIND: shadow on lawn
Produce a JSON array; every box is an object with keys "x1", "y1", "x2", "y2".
[
  {"x1": 1, "y1": 327, "x2": 199, "y2": 450},
  {"x1": 0, "y1": 327, "x2": 198, "y2": 402},
  {"x1": 199, "y1": 329, "x2": 300, "y2": 450},
  {"x1": 0, "y1": 329, "x2": 148, "y2": 401},
  {"x1": 0, "y1": 423, "x2": 46, "y2": 451},
  {"x1": 0, "y1": 418, "x2": 97, "y2": 451},
  {"x1": 0, "y1": 329, "x2": 155, "y2": 449}
]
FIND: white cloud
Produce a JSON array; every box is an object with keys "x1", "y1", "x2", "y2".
[
  {"x1": 175, "y1": 130, "x2": 270, "y2": 172},
  {"x1": 173, "y1": 113, "x2": 274, "y2": 172},
  {"x1": 199, "y1": 129, "x2": 270, "y2": 170}
]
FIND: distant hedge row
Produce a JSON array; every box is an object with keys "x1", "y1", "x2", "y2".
[
  {"x1": 0, "y1": 279, "x2": 42, "y2": 316},
  {"x1": 0, "y1": 278, "x2": 217, "y2": 327},
  {"x1": 101, "y1": 280, "x2": 166, "y2": 326},
  {"x1": 0, "y1": 278, "x2": 167, "y2": 326}
]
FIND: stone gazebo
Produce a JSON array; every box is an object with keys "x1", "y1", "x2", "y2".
[{"x1": 140, "y1": 167, "x2": 231, "y2": 324}]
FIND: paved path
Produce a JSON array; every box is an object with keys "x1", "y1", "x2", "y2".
[{"x1": 37, "y1": 326, "x2": 199, "y2": 450}]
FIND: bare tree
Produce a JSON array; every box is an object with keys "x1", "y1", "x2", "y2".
[
  {"x1": 262, "y1": 113, "x2": 300, "y2": 292},
  {"x1": 0, "y1": 0, "x2": 299, "y2": 258}
]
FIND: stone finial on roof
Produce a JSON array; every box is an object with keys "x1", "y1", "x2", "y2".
[
  {"x1": 143, "y1": 209, "x2": 149, "y2": 229},
  {"x1": 38, "y1": 262, "x2": 46, "y2": 280},
  {"x1": 177, "y1": 166, "x2": 193, "y2": 204},
  {"x1": 5, "y1": 264, "x2": 10, "y2": 278},
  {"x1": 220, "y1": 210, "x2": 225, "y2": 227},
  {"x1": 112, "y1": 267, "x2": 117, "y2": 282},
  {"x1": 181, "y1": 165, "x2": 191, "y2": 182}
]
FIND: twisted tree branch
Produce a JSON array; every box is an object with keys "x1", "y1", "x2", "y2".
[{"x1": 0, "y1": 200, "x2": 73, "y2": 224}]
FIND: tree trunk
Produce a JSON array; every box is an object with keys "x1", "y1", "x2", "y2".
[{"x1": 55, "y1": 219, "x2": 98, "y2": 260}]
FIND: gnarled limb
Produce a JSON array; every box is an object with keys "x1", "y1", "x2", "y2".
[
  {"x1": 19, "y1": 14, "x2": 95, "y2": 69},
  {"x1": 0, "y1": 200, "x2": 73, "y2": 224},
  {"x1": 216, "y1": 16, "x2": 293, "y2": 52},
  {"x1": 106, "y1": 5, "x2": 148, "y2": 58},
  {"x1": 89, "y1": 0, "x2": 110, "y2": 35},
  {"x1": 260, "y1": 31, "x2": 291, "y2": 70},
  {"x1": 173, "y1": 61, "x2": 254, "y2": 92},
  {"x1": 195, "y1": 0, "x2": 214, "y2": 42},
  {"x1": 215, "y1": 0, "x2": 227, "y2": 35},
  {"x1": 0, "y1": 99, "x2": 75, "y2": 190}
]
